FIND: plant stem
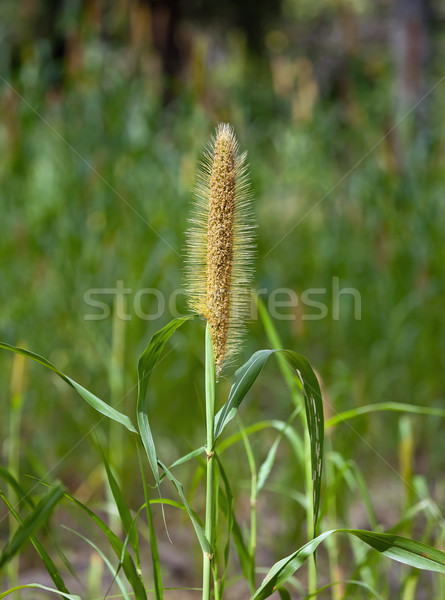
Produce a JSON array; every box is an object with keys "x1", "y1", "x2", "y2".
[
  {"x1": 304, "y1": 426, "x2": 317, "y2": 596},
  {"x1": 239, "y1": 420, "x2": 257, "y2": 592},
  {"x1": 108, "y1": 295, "x2": 125, "y2": 533},
  {"x1": 203, "y1": 323, "x2": 216, "y2": 600},
  {"x1": 7, "y1": 351, "x2": 26, "y2": 594}
]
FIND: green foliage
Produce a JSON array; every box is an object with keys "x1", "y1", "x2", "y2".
[{"x1": 1, "y1": 10, "x2": 445, "y2": 593}]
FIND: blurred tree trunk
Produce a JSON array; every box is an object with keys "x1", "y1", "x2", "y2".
[
  {"x1": 144, "y1": 0, "x2": 184, "y2": 105},
  {"x1": 393, "y1": 0, "x2": 432, "y2": 166}
]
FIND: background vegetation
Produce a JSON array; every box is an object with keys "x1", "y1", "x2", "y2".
[{"x1": 1, "y1": 0, "x2": 444, "y2": 597}]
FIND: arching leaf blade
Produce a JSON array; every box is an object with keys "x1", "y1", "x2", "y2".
[
  {"x1": 137, "y1": 317, "x2": 191, "y2": 487},
  {"x1": 251, "y1": 529, "x2": 445, "y2": 600},
  {"x1": 0, "y1": 343, "x2": 137, "y2": 433},
  {"x1": 214, "y1": 349, "x2": 324, "y2": 533}
]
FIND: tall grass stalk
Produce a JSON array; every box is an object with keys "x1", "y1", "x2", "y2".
[
  {"x1": 7, "y1": 350, "x2": 26, "y2": 592},
  {"x1": 185, "y1": 123, "x2": 255, "y2": 598},
  {"x1": 203, "y1": 323, "x2": 216, "y2": 599},
  {"x1": 239, "y1": 420, "x2": 258, "y2": 591},
  {"x1": 108, "y1": 295, "x2": 126, "y2": 532}
]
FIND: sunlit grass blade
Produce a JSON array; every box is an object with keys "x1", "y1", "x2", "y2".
[
  {"x1": 0, "y1": 343, "x2": 137, "y2": 433},
  {"x1": 168, "y1": 446, "x2": 206, "y2": 469},
  {"x1": 0, "y1": 483, "x2": 64, "y2": 570},
  {"x1": 0, "y1": 584, "x2": 80, "y2": 599},
  {"x1": 137, "y1": 317, "x2": 190, "y2": 489},
  {"x1": 0, "y1": 466, "x2": 34, "y2": 509},
  {"x1": 325, "y1": 401, "x2": 445, "y2": 428},
  {"x1": 62, "y1": 491, "x2": 147, "y2": 599},
  {"x1": 214, "y1": 348, "x2": 323, "y2": 533},
  {"x1": 98, "y1": 444, "x2": 140, "y2": 570},
  {"x1": 218, "y1": 420, "x2": 304, "y2": 462},
  {"x1": 0, "y1": 492, "x2": 70, "y2": 594},
  {"x1": 256, "y1": 409, "x2": 299, "y2": 496},
  {"x1": 157, "y1": 459, "x2": 211, "y2": 555},
  {"x1": 139, "y1": 453, "x2": 163, "y2": 600},
  {"x1": 63, "y1": 525, "x2": 130, "y2": 600},
  {"x1": 325, "y1": 451, "x2": 377, "y2": 529},
  {"x1": 251, "y1": 529, "x2": 445, "y2": 600},
  {"x1": 305, "y1": 579, "x2": 385, "y2": 599}
]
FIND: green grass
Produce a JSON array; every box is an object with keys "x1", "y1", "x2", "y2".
[{"x1": 1, "y1": 9, "x2": 445, "y2": 598}]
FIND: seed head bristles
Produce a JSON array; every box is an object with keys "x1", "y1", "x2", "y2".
[{"x1": 185, "y1": 123, "x2": 256, "y2": 377}]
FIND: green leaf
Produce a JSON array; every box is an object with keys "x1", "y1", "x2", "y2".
[
  {"x1": 257, "y1": 410, "x2": 299, "y2": 496},
  {"x1": 325, "y1": 401, "x2": 445, "y2": 428},
  {"x1": 0, "y1": 492, "x2": 70, "y2": 594},
  {"x1": 137, "y1": 317, "x2": 190, "y2": 488},
  {"x1": 0, "y1": 484, "x2": 64, "y2": 570},
  {"x1": 63, "y1": 526, "x2": 130, "y2": 600},
  {"x1": 140, "y1": 454, "x2": 163, "y2": 600},
  {"x1": 251, "y1": 529, "x2": 445, "y2": 600},
  {"x1": 216, "y1": 456, "x2": 255, "y2": 593},
  {"x1": 0, "y1": 584, "x2": 80, "y2": 599},
  {"x1": 305, "y1": 579, "x2": 385, "y2": 599},
  {"x1": 157, "y1": 460, "x2": 211, "y2": 555},
  {"x1": 0, "y1": 343, "x2": 137, "y2": 433},
  {"x1": 169, "y1": 446, "x2": 206, "y2": 469},
  {"x1": 98, "y1": 445, "x2": 140, "y2": 570},
  {"x1": 62, "y1": 491, "x2": 147, "y2": 599},
  {"x1": 0, "y1": 466, "x2": 35, "y2": 509},
  {"x1": 214, "y1": 349, "x2": 324, "y2": 533}
]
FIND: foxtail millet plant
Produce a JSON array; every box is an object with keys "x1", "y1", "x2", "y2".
[
  {"x1": 185, "y1": 123, "x2": 256, "y2": 599},
  {"x1": 1, "y1": 124, "x2": 445, "y2": 600}
]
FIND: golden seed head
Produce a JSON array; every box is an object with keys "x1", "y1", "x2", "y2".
[{"x1": 185, "y1": 123, "x2": 255, "y2": 376}]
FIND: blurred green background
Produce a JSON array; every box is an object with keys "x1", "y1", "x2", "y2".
[{"x1": 1, "y1": 0, "x2": 444, "y2": 591}]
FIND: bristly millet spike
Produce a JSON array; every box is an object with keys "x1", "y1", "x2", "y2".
[{"x1": 185, "y1": 123, "x2": 256, "y2": 377}]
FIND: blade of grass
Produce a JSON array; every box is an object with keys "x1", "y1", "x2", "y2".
[
  {"x1": 0, "y1": 584, "x2": 80, "y2": 599},
  {"x1": 256, "y1": 409, "x2": 299, "y2": 496},
  {"x1": 218, "y1": 420, "x2": 304, "y2": 461},
  {"x1": 256, "y1": 297, "x2": 319, "y2": 592},
  {"x1": 239, "y1": 420, "x2": 257, "y2": 590},
  {"x1": 214, "y1": 348, "x2": 323, "y2": 535},
  {"x1": 137, "y1": 317, "x2": 190, "y2": 490},
  {"x1": 304, "y1": 579, "x2": 385, "y2": 600},
  {"x1": 139, "y1": 452, "x2": 163, "y2": 600},
  {"x1": 216, "y1": 456, "x2": 255, "y2": 592},
  {"x1": 0, "y1": 484, "x2": 64, "y2": 570},
  {"x1": 0, "y1": 343, "x2": 137, "y2": 433},
  {"x1": 251, "y1": 529, "x2": 445, "y2": 600},
  {"x1": 98, "y1": 444, "x2": 140, "y2": 570},
  {"x1": 157, "y1": 459, "x2": 211, "y2": 555},
  {"x1": 62, "y1": 491, "x2": 147, "y2": 599},
  {"x1": 0, "y1": 467, "x2": 34, "y2": 509},
  {"x1": 325, "y1": 402, "x2": 445, "y2": 428},
  {"x1": 0, "y1": 492, "x2": 70, "y2": 593},
  {"x1": 63, "y1": 526, "x2": 130, "y2": 600}
]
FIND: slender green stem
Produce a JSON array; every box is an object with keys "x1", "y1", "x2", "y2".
[
  {"x1": 203, "y1": 323, "x2": 216, "y2": 600},
  {"x1": 239, "y1": 420, "x2": 258, "y2": 592},
  {"x1": 303, "y1": 425, "x2": 317, "y2": 596},
  {"x1": 7, "y1": 352, "x2": 26, "y2": 593},
  {"x1": 108, "y1": 295, "x2": 125, "y2": 534},
  {"x1": 325, "y1": 443, "x2": 342, "y2": 600}
]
